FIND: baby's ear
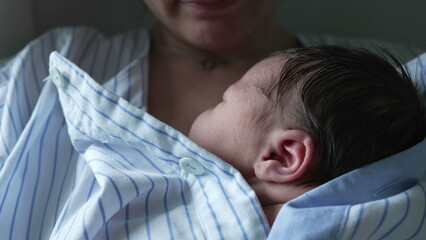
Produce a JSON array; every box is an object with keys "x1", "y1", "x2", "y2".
[{"x1": 254, "y1": 129, "x2": 314, "y2": 183}]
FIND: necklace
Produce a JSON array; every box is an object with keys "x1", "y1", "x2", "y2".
[{"x1": 159, "y1": 43, "x2": 226, "y2": 70}]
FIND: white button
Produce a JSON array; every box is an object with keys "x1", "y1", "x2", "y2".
[
  {"x1": 49, "y1": 66, "x2": 66, "y2": 88},
  {"x1": 179, "y1": 157, "x2": 204, "y2": 175}
]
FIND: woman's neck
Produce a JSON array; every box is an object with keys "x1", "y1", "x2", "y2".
[{"x1": 147, "y1": 19, "x2": 302, "y2": 133}]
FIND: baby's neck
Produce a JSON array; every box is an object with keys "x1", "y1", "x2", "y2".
[
  {"x1": 262, "y1": 204, "x2": 284, "y2": 226},
  {"x1": 247, "y1": 177, "x2": 315, "y2": 225}
]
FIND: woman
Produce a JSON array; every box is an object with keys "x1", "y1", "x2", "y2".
[
  {"x1": 145, "y1": 0, "x2": 302, "y2": 134},
  {"x1": 144, "y1": 0, "x2": 423, "y2": 134},
  {"x1": 0, "y1": 1, "x2": 424, "y2": 239}
]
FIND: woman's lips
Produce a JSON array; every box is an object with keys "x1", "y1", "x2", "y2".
[{"x1": 179, "y1": 0, "x2": 237, "y2": 12}]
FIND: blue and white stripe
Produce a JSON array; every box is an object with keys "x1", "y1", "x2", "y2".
[
  {"x1": 341, "y1": 181, "x2": 426, "y2": 239},
  {"x1": 0, "y1": 27, "x2": 269, "y2": 239},
  {"x1": 48, "y1": 50, "x2": 269, "y2": 239},
  {"x1": 1, "y1": 26, "x2": 424, "y2": 239}
]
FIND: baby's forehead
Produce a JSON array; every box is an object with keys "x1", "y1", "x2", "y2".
[
  {"x1": 256, "y1": 54, "x2": 288, "y2": 73},
  {"x1": 250, "y1": 55, "x2": 288, "y2": 87},
  {"x1": 250, "y1": 54, "x2": 302, "y2": 128}
]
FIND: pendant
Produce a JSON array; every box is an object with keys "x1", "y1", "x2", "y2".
[{"x1": 201, "y1": 59, "x2": 216, "y2": 70}]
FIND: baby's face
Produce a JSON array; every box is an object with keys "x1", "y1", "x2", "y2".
[{"x1": 188, "y1": 56, "x2": 284, "y2": 174}]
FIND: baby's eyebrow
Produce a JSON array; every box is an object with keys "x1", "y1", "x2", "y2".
[
  {"x1": 259, "y1": 60, "x2": 287, "y2": 100},
  {"x1": 253, "y1": 79, "x2": 269, "y2": 97},
  {"x1": 258, "y1": 85, "x2": 272, "y2": 101},
  {"x1": 258, "y1": 76, "x2": 278, "y2": 100},
  {"x1": 252, "y1": 81, "x2": 275, "y2": 127}
]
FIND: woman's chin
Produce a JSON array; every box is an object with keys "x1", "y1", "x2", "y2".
[{"x1": 187, "y1": 24, "x2": 251, "y2": 52}]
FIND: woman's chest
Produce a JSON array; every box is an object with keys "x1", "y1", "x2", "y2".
[{"x1": 147, "y1": 64, "x2": 241, "y2": 134}]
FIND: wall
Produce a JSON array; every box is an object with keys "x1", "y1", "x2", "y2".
[
  {"x1": 0, "y1": 0, "x2": 425, "y2": 57},
  {"x1": 0, "y1": 0, "x2": 35, "y2": 57},
  {"x1": 279, "y1": 0, "x2": 425, "y2": 49}
]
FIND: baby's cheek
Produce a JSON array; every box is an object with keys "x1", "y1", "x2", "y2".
[{"x1": 188, "y1": 111, "x2": 210, "y2": 141}]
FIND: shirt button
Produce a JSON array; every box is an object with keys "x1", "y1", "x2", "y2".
[
  {"x1": 49, "y1": 66, "x2": 66, "y2": 88},
  {"x1": 179, "y1": 157, "x2": 204, "y2": 175}
]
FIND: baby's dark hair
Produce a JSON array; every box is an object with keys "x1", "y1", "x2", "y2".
[{"x1": 270, "y1": 46, "x2": 426, "y2": 186}]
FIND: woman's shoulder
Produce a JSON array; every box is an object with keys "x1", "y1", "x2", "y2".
[
  {"x1": 0, "y1": 26, "x2": 151, "y2": 63},
  {"x1": 297, "y1": 33, "x2": 424, "y2": 62}
]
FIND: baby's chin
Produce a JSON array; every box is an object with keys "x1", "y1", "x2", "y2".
[
  {"x1": 187, "y1": 127, "x2": 196, "y2": 140},
  {"x1": 187, "y1": 109, "x2": 211, "y2": 140},
  {"x1": 187, "y1": 118, "x2": 216, "y2": 155},
  {"x1": 187, "y1": 117, "x2": 203, "y2": 144}
]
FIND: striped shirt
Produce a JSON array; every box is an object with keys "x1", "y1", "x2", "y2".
[
  {"x1": 0, "y1": 27, "x2": 269, "y2": 240},
  {"x1": 0, "y1": 26, "x2": 424, "y2": 239}
]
